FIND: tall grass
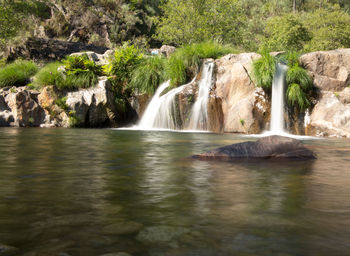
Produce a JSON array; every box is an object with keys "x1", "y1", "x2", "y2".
[
  {"x1": 33, "y1": 62, "x2": 63, "y2": 88},
  {"x1": 252, "y1": 49, "x2": 277, "y2": 90},
  {"x1": 286, "y1": 83, "x2": 310, "y2": 111},
  {"x1": 286, "y1": 64, "x2": 312, "y2": 91},
  {"x1": 130, "y1": 55, "x2": 167, "y2": 94},
  {"x1": 167, "y1": 42, "x2": 235, "y2": 87},
  {"x1": 0, "y1": 60, "x2": 38, "y2": 87}
]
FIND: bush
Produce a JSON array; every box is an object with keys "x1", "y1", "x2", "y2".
[
  {"x1": 0, "y1": 60, "x2": 38, "y2": 87},
  {"x1": 130, "y1": 55, "x2": 167, "y2": 94},
  {"x1": 105, "y1": 44, "x2": 144, "y2": 89},
  {"x1": 61, "y1": 55, "x2": 103, "y2": 89},
  {"x1": 252, "y1": 49, "x2": 277, "y2": 90},
  {"x1": 33, "y1": 62, "x2": 64, "y2": 88},
  {"x1": 167, "y1": 42, "x2": 235, "y2": 86}
]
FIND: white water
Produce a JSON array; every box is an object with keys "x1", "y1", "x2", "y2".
[
  {"x1": 187, "y1": 61, "x2": 214, "y2": 130},
  {"x1": 138, "y1": 81, "x2": 171, "y2": 129},
  {"x1": 270, "y1": 63, "x2": 288, "y2": 134}
]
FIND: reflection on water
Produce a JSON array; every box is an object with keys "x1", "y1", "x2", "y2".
[{"x1": 0, "y1": 128, "x2": 350, "y2": 255}]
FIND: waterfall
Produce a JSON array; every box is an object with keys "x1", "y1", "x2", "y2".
[
  {"x1": 270, "y1": 63, "x2": 288, "y2": 134},
  {"x1": 138, "y1": 81, "x2": 171, "y2": 129},
  {"x1": 187, "y1": 61, "x2": 214, "y2": 130}
]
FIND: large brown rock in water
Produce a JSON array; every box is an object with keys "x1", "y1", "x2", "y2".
[{"x1": 193, "y1": 135, "x2": 316, "y2": 160}]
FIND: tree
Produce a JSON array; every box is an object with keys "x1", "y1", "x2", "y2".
[
  {"x1": 303, "y1": 7, "x2": 350, "y2": 51},
  {"x1": 155, "y1": 0, "x2": 245, "y2": 46},
  {"x1": 263, "y1": 13, "x2": 311, "y2": 51}
]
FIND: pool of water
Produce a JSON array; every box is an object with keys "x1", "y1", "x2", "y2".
[{"x1": 0, "y1": 128, "x2": 350, "y2": 256}]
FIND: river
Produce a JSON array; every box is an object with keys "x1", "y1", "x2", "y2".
[{"x1": 0, "y1": 128, "x2": 349, "y2": 256}]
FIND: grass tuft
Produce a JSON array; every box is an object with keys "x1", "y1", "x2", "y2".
[
  {"x1": 0, "y1": 60, "x2": 38, "y2": 87},
  {"x1": 286, "y1": 83, "x2": 310, "y2": 111},
  {"x1": 286, "y1": 64, "x2": 312, "y2": 91},
  {"x1": 252, "y1": 49, "x2": 277, "y2": 90},
  {"x1": 33, "y1": 62, "x2": 63, "y2": 89}
]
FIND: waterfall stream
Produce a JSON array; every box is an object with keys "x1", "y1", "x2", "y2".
[
  {"x1": 138, "y1": 61, "x2": 214, "y2": 131},
  {"x1": 270, "y1": 63, "x2": 288, "y2": 134},
  {"x1": 187, "y1": 61, "x2": 214, "y2": 130}
]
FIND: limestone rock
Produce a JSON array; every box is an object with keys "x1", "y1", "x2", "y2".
[
  {"x1": 300, "y1": 49, "x2": 350, "y2": 91},
  {"x1": 214, "y1": 53, "x2": 267, "y2": 133},
  {"x1": 193, "y1": 135, "x2": 316, "y2": 160}
]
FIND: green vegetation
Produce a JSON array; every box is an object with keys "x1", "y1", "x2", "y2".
[
  {"x1": 0, "y1": 60, "x2": 38, "y2": 87},
  {"x1": 167, "y1": 42, "x2": 235, "y2": 86},
  {"x1": 252, "y1": 49, "x2": 277, "y2": 90},
  {"x1": 105, "y1": 44, "x2": 144, "y2": 89},
  {"x1": 286, "y1": 83, "x2": 310, "y2": 111},
  {"x1": 130, "y1": 55, "x2": 167, "y2": 94},
  {"x1": 54, "y1": 96, "x2": 68, "y2": 111},
  {"x1": 33, "y1": 62, "x2": 63, "y2": 88}
]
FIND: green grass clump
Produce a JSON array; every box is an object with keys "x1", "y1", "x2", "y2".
[
  {"x1": 130, "y1": 55, "x2": 167, "y2": 94},
  {"x1": 33, "y1": 62, "x2": 64, "y2": 88},
  {"x1": 0, "y1": 60, "x2": 38, "y2": 87},
  {"x1": 167, "y1": 42, "x2": 235, "y2": 87},
  {"x1": 61, "y1": 55, "x2": 103, "y2": 89},
  {"x1": 286, "y1": 83, "x2": 310, "y2": 111},
  {"x1": 286, "y1": 64, "x2": 312, "y2": 91},
  {"x1": 105, "y1": 44, "x2": 144, "y2": 89},
  {"x1": 252, "y1": 49, "x2": 277, "y2": 90}
]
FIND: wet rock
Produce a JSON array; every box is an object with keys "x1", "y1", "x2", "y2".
[
  {"x1": 193, "y1": 135, "x2": 316, "y2": 160},
  {"x1": 99, "y1": 253, "x2": 132, "y2": 256},
  {"x1": 103, "y1": 221, "x2": 143, "y2": 235},
  {"x1": 0, "y1": 243, "x2": 19, "y2": 256},
  {"x1": 136, "y1": 226, "x2": 191, "y2": 244}
]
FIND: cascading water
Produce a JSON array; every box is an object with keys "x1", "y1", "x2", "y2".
[
  {"x1": 270, "y1": 63, "x2": 288, "y2": 134},
  {"x1": 187, "y1": 61, "x2": 214, "y2": 130}
]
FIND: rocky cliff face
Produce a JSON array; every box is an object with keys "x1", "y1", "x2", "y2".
[
  {"x1": 300, "y1": 49, "x2": 350, "y2": 137},
  {"x1": 0, "y1": 78, "x2": 128, "y2": 128}
]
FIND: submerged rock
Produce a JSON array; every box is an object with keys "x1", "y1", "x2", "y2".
[
  {"x1": 0, "y1": 243, "x2": 19, "y2": 256},
  {"x1": 136, "y1": 226, "x2": 190, "y2": 244},
  {"x1": 193, "y1": 135, "x2": 316, "y2": 160}
]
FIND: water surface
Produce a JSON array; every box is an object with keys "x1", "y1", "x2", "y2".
[{"x1": 0, "y1": 128, "x2": 349, "y2": 256}]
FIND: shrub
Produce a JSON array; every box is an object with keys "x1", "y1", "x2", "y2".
[
  {"x1": 33, "y1": 62, "x2": 64, "y2": 88},
  {"x1": 130, "y1": 55, "x2": 167, "y2": 94},
  {"x1": 61, "y1": 55, "x2": 103, "y2": 89},
  {"x1": 167, "y1": 42, "x2": 235, "y2": 86},
  {"x1": 105, "y1": 44, "x2": 144, "y2": 88},
  {"x1": 0, "y1": 60, "x2": 38, "y2": 87},
  {"x1": 252, "y1": 49, "x2": 277, "y2": 90},
  {"x1": 286, "y1": 83, "x2": 310, "y2": 111}
]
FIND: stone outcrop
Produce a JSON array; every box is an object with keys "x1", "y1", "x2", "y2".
[
  {"x1": 301, "y1": 49, "x2": 350, "y2": 137},
  {"x1": 214, "y1": 53, "x2": 269, "y2": 134},
  {"x1": 70, "y1": 50, "x2": 114, "y2": 65},
  {"x1": 2, "y1": 37, "x2": 109, "y2": 62},
  {"x1": 193, "y1": 135, "x2": 316, "y2": 160},
  {"x1": 0, "y1": 87, "x2": 46, "y2": 127}
]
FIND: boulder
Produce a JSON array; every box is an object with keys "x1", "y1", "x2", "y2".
[
  {"x1": 0, "y1": 243, "x2": 19, "y2": 256},
  {"x1": 300, "y1": 49, "x2": 350, "y2": 91},
  {"x1": 193, "y1": 135, "x2": 316, "y2": 160},
  {"x1": 159, "y1": 45, "x2": 176, "y2": 57},
  {"x1": 0, "y1": 87, "x2": 46, "y2": 127},
  {"x1": 214, "y1": 53, "x2": 268, "y2": 134},
  {"x1": 65, "y1": 78, "x2": 117, "y2": 127},
  {"x1": 136, "y1": 226, "x2": 190, "y2": 244},
  {"x1": 310, "y1": 91, "x2": 350, "y2": 137},
  {"x1": 70, "y1": 49, "x2": 114, "y2": 65}
]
